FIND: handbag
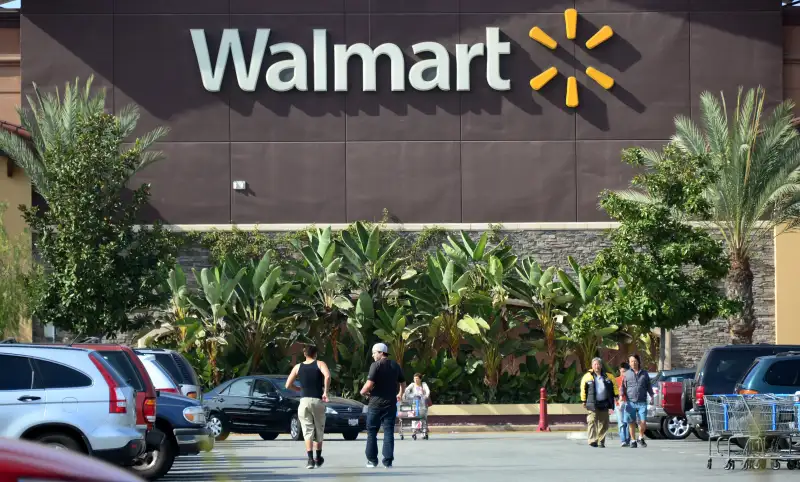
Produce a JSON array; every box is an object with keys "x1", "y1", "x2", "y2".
[{"x1": 426, "y1": 397, "x2": 433, "y2": 407}]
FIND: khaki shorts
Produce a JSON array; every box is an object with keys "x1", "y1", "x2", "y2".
[{"x1": 298, "y1": 397, "x2": 327, "y2": 443}]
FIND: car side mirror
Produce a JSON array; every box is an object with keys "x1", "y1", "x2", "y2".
[{"x1": 156, "y1": 390, "x2": 161, "y2": 397}]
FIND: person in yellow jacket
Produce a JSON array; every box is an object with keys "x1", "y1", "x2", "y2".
[{"x1": 580, "y1": 357, "x2": 619, "y2": 448}]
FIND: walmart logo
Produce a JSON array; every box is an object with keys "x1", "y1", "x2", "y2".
[{"x1": 529, "y1": 8, "x2": 615, "y2": 108}]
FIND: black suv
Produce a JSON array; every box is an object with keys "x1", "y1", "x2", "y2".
[{"x1": 685, "y1": 344, "x2": 800, "y2": 440}]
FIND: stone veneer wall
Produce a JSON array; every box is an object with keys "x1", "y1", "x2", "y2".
[{"x1": 174, "y1": 229, "x2": 776, "y2": 369}]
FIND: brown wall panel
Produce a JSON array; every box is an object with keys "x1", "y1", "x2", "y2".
[
  {"x1": 231, "y1": 0, "x2": 345, "y2": 14},
  {"x1": 459, "y1": 0, "x2": 571, "y2": 14},
  {"x1": 114, "y1": 15, "x2": 231, "y2": 142},
  {"x1": 690, "y1": 12, "x2": 783, "y2": 115},
  {"x1": 228, "y1": 15, "x2": 346, "y2": 142},
  {"x1": 462, "y1": 142, "x2": 576, "y2": 222},
  {"x1": 231, "y1": 143, "x2": 346, "y2": 224},
  {"x1": 574, "y1": 12, "x2": 690, "y2": 140},
  {"x1": 576, "y1": 0, "x2": 689, "y2": 11},
  {"x1": 24, "y1": 0, "x2": 112, "y2": 14},
  {"x1": 0, "y1": 26, "x2": 19, "y2": 55},
  {"x1": 785, "y1": 25, "x2": 800, "y2": 116},
  {"x1": 21, "y1": 15, "x2": 113, "y2": 99},
  {"x1": 690, "y1": 0, "x2": 780, "y2": 12},
  {"x1": 114, "y1": 0, "x2": 230, "y2": 14},
  {"x1": 576, "y1": 140, "x2": 664, "y2": 221},
  {"x1": 130, "y1": 143, "x2": 231, "y2": 224},
  {"x1": 461, "y1": 13, "x2": 575, "y2": 141},
  {"x1": 345, "y1": 0, "x2": 459, "y2": 13},
  {"x1": 346, "y1": 142, "x2": 461, "y2": 223},
  {"x1": 345, "y1": 14, "x2": 461, "y2": 141}
]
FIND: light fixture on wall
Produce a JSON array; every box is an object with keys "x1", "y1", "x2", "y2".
[{"x1": 233, "y1": 180, "x2": 247, "y2": 191}]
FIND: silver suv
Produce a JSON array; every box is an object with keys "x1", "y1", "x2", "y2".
[
  {"x1": 0, "y1": 344, "x2": 145, "y2": 465},
  {"x1": 134, "y1": 348, "x2": 203, "y2": 400}
]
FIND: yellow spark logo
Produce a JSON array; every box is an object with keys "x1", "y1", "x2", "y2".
[{"x1": 529, "y1": 8, "x2": 615, "y2": 108}]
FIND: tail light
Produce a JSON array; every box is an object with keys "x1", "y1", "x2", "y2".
[
  {"x1": 143, "y1": 398, "x2": 157, "y2": 426},
  {"x1": 90, "y1": 354, "x2": 127, "y2": 414},
  {"x1": 738, "y1": 389, "x2": 759, "y2": 395},
  {"x1": 187, "y1": 392, "x2": 198, "y2": 399},
  {"x1": 695, "y1": 385, "x2": 705, "y2": 407}
]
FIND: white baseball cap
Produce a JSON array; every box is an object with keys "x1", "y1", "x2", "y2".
[{"x1": 372, "y1": 343, "x2": 389, "y2": 355}]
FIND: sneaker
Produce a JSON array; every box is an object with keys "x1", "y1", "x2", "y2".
[
  {"x1": 366, "y1": 461, "x2": 378, "y2": 468},
  {"x1": 382, "y1": 462, "x2": 392, "y2": 469},
  {"x1": 589, "y1": 442, "x2": 598, "y2": 447},
  {"x1": 630, "y1": 441, "x2": 638, "y2": 448},
  {"x1": 599, "y1": 442, "x2": 605, "y2": 448},
  {"x1": 638, "y1": 438, "x2": 647, "y2": 448},
  {"x1": 315, "y1": 456, "x2": 325, "y2": 468},
  {"x1": 306, "y1": 459, "x2": 316, "y2": 469},
  {"x1": 620, "y1": 441, "x2": 630, "y2": 447}
]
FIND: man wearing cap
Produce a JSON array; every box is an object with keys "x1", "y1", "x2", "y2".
[{"x1": 360, "y1": 342, "x2": 406, "y2": 468}]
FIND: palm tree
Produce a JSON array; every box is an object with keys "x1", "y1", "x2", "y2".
[
  {"x1": 619, "y1": 87, "x2": 800, "y2": 343},
  {"x1": 0, "y1": 76, "x2": 168, "y2": 200}
]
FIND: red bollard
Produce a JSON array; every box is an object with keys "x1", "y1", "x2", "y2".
[{"x1": 538, "y1": 387, "x2": 551, "y2": 432}]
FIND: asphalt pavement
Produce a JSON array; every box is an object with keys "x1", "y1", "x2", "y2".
[{"x1": 161, "y1": 433, "x2": 800, "y2": 481}]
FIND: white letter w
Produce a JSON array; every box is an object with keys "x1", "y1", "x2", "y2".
[{"x1": 190, "y1": 29, "x2": 270, "y2": 92}]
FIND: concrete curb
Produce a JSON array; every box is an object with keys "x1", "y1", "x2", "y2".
[
  {"x1": 429, "y1": 424, "x2": 586, "y2": 433},
  {"x1": 227, "y1": 424, "x2": 588, "y2": 438}
]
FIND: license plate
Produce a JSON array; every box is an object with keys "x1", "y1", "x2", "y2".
[{"x1": 348, "y1": 418, "x2": 358, "y2": 426}]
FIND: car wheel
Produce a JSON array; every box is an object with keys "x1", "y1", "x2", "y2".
[
  {"x1": 645, "y1": 429, "x2": 662, "y2": 440},
  {"x1": 34, "y1": 433, "x2": 82, "y2": 452},
  {"x1": 290, "y1": 415, "x2": 303, "y2": 441},
  {"x1": 129, "y1": 429, "x2": 176, "y2": 481},
  {"x1": 207, "y1": 413, "x2": 230, "y2": 441},
  {"x1": 259, "y1": 432, "x2": 279, "y2": 441},
  {"x1": 662, "y1": 416, "x2": 693, "y2": 440},
  {"x1": 694, "y1": 426, "x2": 710, "y2": 441},
  {"x1": 343, "y1": 431, "x2": 359, "y2": 441}
]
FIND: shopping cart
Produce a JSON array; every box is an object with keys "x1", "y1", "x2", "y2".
[
  {"x1": 396, "y1": 396, "x2": 429, "y2": 441},
  {"x1": 704, "y1": 394, "x2": 800, "y2": 471}
]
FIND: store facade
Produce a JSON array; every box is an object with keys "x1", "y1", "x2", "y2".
[
  {"x1": 18, "y1": 0, "x2": 785, "y2": 225},
  {"x1": 6, "y1": 1, "x2": 800, "y2": 360}
]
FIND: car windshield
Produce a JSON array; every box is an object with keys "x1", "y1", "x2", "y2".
[
  {"x1": 271, "y1": 377, "x2": 302, "y2": 395},
  {"x1": 139, "y1": 355, "x2": 179, "y2": 390},
  {"x1": 702, "y1": 349, "x2": 777, "y2": 393},
  {"x1": 98, "y1": 350, "x2": 145, "y2": 392},
  {"x1": 662, "y1": 370, "x2": 695, "y2": 383},
  {"x1": 739, "y1": 359, "x2": 761, "y2": 386}
]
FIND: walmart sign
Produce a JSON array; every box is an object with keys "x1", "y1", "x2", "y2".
[{"x1": 190, "y1": 27, "x2": 511, "y2": 93}]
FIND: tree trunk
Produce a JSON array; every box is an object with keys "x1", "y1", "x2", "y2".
[
  {"x1": 726, "y1": 254, "x2": 756, "y2": 344},
  {"x1": 544, "y1": 320, "x2": 557, "y2": 388}
]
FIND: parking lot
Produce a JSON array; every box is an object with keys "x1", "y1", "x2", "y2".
[{"x1": 160, "y1": 432, "x2": 800, "y2": 481}]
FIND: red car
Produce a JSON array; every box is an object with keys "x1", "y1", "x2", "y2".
[{"x1": 0, "y1": 437, "x2": 144, "y2": 482}]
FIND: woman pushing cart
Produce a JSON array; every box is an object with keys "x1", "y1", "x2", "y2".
[{"x1": 397, "y1": 373, "x2": 432, "y2": 440}]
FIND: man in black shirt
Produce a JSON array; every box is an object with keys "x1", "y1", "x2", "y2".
[{"x1": 359, "y1": 342, "x2": 406, "y2": 468}]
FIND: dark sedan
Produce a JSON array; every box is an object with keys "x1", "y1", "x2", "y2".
[{"x1": 203, "y1": 375, "x2": 367, "y2": 442}]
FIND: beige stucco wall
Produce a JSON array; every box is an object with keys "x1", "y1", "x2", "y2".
[
  {"x1": 1, "y1": 158, "x2": 29, "y2": 238},
  {"x1": 0, "y1": 24, "x2": 29, "y2": 342},
  {"x1": 0, "y1": 24, "x2": 22, "y2": 237},
  {"x1": 775, "y1": 227, "x2": 800, "y2": 344},
  {"x1": 779, "y1": 26, "x2": 800, "y2": 345}
]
